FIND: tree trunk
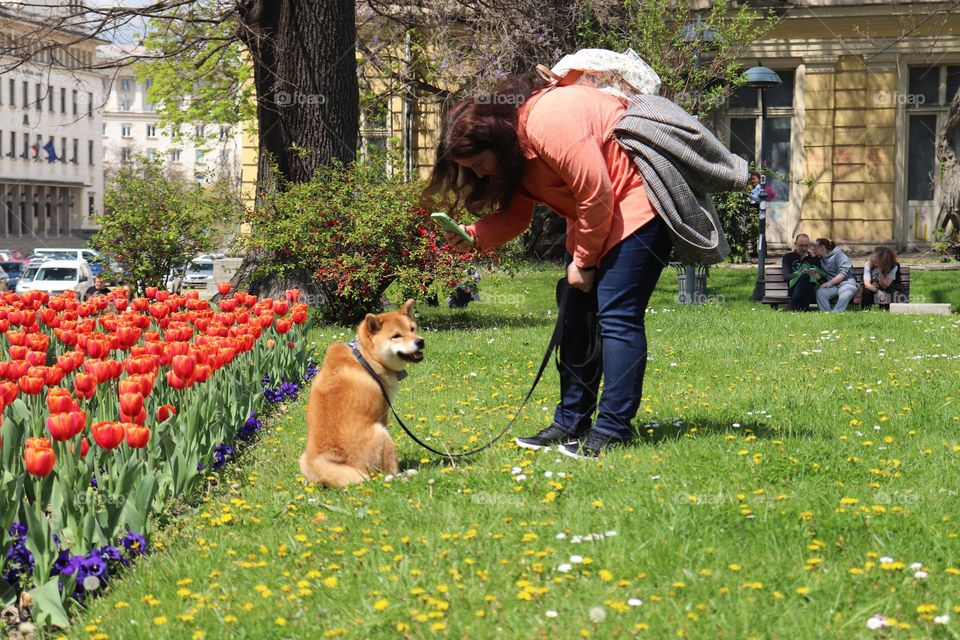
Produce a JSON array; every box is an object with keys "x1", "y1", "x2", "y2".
[
  {"x1": 231, "y1": 0, "x2": 359, "y2": 299},
  {"x1": 936, "y1": 89, "x2": 960, "y2": 235}
]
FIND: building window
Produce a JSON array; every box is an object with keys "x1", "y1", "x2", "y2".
[
  {"x1": 726, "y1": 69, "x2": 795, "y2": 203},
  {"x1": 88, "y1": 140, "x2": 94, "y2": 165},
  {"x1": 120, "y1": 78, "x2": 132, "y2": 92},
  {"x1": 9, "y1": 131, "x2": 14, "y2": 158},
  {"x1": 169, "y1": 149, "x2": 181, "y2": 162},
  {"x1": 48, "y1": 86, "x2": 54, "y2": 112},
  {"x1": 61, "y1": 137, "x2": 67, "y2": 162},
  {"x1": 72, "y1": 90, "x2": 78, "y2": 115},
  {"x1": 35, "y1": 83, "x2": 41, "y2": 110},
  {"x1": 21, "y1": 82, "x2": 28, "y2": 110},
  {"x1": 144, "y1": 79, "x2": 155, "y2": 111},
  {"x1": 906, "y1": 65, "x2": 960, "y2": 202},
  {"x1": 121, "y1": 123, "x2": 132, "y2": 137},
  {"x1": 195, "y1": 148, "x2": 206, "y2": 163},
  {"x1": 195, "y1": 124, "x2": 205, "y2": 138},
  {"x1": 72, "y1": 138, "x2": 78, "y2": 164},
  {"x1": 9, "y1": 79, "x2": 15, "y2": 107},
  {"x1": 146, "y1": 123, "x2": 157, "y2": 138},
  {"x1": 146, "y1": 148, "x2": 156, "y2": 160},
  {"x1": 119, "y1": 99, "x2": 131, "y2": 111},
  {"x1": 87, "y1": 92, "x2": 93, "y2": 118},
  {"x1": 22, "y1": 133, "x2": 29, "y2": 159},
  {"x1": 219, "y1": 125, "x2": 230, "y2": 140},
  {"x1": 360, "y1": 99, "x2": 391, "y2": 167},
  {"x1": 60, "y1": 87, "x2": 66, "y2": 113},
  {"x1": 120, "y1": 147, "x2": 131, "y2": 163},
  {"x1": 101, "y1": 122, "x2": 107, "y2": 136}
]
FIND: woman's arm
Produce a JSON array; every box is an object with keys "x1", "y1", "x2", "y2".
[
  {"x1": 465, "y1": 193, "x2": 536, "y2": 251},
  {"x1": 862, "y1": 261, "x2": 876, "y2": 291},
  {"x1": 877, "y1": 264, "x2": 898, "y2": 289}
]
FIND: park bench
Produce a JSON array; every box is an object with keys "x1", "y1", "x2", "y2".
[{"x1": 761, "y1": 265, "x2": 910, "y2": 310}]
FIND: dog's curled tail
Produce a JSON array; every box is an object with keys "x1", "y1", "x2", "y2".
[{"x1": 299, "y1": 451, "x2": 367, "y2": 488}]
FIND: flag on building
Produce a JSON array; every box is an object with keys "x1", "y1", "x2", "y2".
[
  {"x1": 42, "y1": 139, "x2": 58, "y2": 163},
  {"x1": 31, "y1": 142, "x2": 40, "y2": 160}
]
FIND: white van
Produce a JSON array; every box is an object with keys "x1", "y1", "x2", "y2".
[{"x1": 16, "y1": 259, "x2": 95, "y2": 296}]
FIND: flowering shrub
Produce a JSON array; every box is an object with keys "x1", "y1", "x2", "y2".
[
  {"x1": 0, "y1": 284, "x2": 309, "y2": 627},
  {"x1": 240, "y1": 154, "x2": 497, "y2": 324}
]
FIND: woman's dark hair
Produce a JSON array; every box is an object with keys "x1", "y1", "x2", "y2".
[
  {"x1": 815, "y1": 238, "x2": 835, "y2": 251},
  {"x1": 871, "y1": 246, "x2": 897, "y2": 274},
  {"x1": 424, "y1": 75, "x2": 546, "y2": 215}
]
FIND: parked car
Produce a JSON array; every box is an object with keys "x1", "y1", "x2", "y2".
[
  {"x1": 0, "y1": 261, "x2": 25, "y2": 290},
  {"x1": 15, "y1": 259, "x2": 95, "y2": 297},
  {"x1": 0, "y1": 266, "x2": 8, "y2": 291},
  {"x1": 15, "y1": 259, "x2": 47, "y2": 294},
  {"x1": 181, "y1": 256, "x2": 216, "y2": 289},
  {"x1": 0, "y1": 250, "x2": 27, "y2": 262},
  {"x1": 31, "y1": 248, "x2": 104, "y2": 276}
]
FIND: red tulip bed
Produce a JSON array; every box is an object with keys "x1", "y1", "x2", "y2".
[{"x1": 0, "y1": 284, "x2": 311, "y2": 627}]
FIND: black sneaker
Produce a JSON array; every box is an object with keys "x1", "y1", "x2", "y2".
[
  {"x1": 515, "y1": 424, "x2": 581, "y2": 451},
  {"x1": 559, "y1": 430, "x2": 628, "y2": 459}
]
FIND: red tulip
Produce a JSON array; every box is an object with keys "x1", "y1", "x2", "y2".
[
  {"x1": 47, "y1": 410, "x2": 85, "y2": 441},
  {"x1": 18, "y1": 375, "x2": 45, "y2": 395},
  {"x1": 165, "y1": 370, "x2": 186, "y2": 390},
  {"x1": 145, "y1": 286, "x2": 158, "y2": 299},
  {"x1": 156, "y1": 404, "x2": 177, "y2": 421},
  {"x1": 118, "y1": 391, "x2": 144, "y2": 418},
  {"x1": 46, "y1": 388, "x2": 78, "y2": 414},
  {"x1": 217, "y1": 282, "x2": 232, "y2": 296},
  {"x1": 24, "y1": 438, "x2": 56, "y2": 476},
  {"x1": 171, "y1": 355, "x2": 196, "y2": 381},
  {"x1": 0, "y1": 381, "x2": 18, "y2": 406},
  {"x1": 74, "y1": 372, "x2": 97, "y2": 400},
  {"x1": 291, "y1": 308, "x2": 308, "y2": 324},
  {"x1": 275, "y1": 318, "x2": 293, "y2": 334},
  {"x1": 124, "y1": 423, "x2": 150, "y2": 448},
  {"x1": 116, "y1": 326, "x2": 142, "y2": 349},
  {"x1": 91, "y1": 421, "x2": 124, "y2": 449},
  {"x1": 285, "y1": 289, "x2": 300, "y2": 302}
]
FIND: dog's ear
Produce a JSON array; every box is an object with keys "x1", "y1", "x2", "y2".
[
  {"x1": 401, "y1": 299, "x2": 415, "y2": 318},
  {"x1": 364, "y1": 313, "x2": 381, "y2": 335}
]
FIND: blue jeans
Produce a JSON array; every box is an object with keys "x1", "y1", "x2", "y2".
[
  {"x1": 816, "y1": 279, "x2": 858, "y2": 312},
  {"x1": 552, "y1": 216, "x2": 672, "y2": 441}
]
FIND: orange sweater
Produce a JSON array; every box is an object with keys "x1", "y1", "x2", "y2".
[{"x1": 465, "y1": 85, "x2": 656, "y2": 268}]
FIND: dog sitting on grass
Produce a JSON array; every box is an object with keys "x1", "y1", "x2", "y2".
[{"x1": 299, "y1": 300, "x2": 424, "y2": 488}]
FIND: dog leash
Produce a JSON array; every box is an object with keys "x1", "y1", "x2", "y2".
[{"x1": 349, "y1": 284, "x2": 570, "y2": 461}]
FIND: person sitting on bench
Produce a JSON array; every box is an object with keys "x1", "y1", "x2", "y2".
[
  {"x1": 814, "y1": 238, "x2": 858, "y2": 312},
  {"x1": 781, "y1": 233, "x2": 823, "y2": 311},
  {"x1": 862, "y1": 246, "x2": 904, "y2": 310}
]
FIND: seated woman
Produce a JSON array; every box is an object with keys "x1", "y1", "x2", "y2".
[
  {"x1": 862, "y1": 246, "x2": 904, "y2": 310},
  {"x1": 813, "y1": 238, "x2": 858, "y2": 312}
]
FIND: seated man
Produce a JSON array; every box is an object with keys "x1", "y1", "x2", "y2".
[{"x1": 781, "y1": 233, "x2": 823, "y2": 311}]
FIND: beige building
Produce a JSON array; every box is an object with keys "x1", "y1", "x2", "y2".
[
  {"x1": 0, "y1": 0, "x2": 107, "y2": 253},
  {"x1": 725, "y1": 0, "x2": 960, "y2": 250}
]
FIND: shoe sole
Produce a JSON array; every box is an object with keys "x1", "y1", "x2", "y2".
[{"x1": 514, "y1": 438, "x2": 579, "y2": 451}]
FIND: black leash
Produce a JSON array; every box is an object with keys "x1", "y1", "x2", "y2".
[{"x1": 350, "y1": 284, "x2": 570, "y2": 461}]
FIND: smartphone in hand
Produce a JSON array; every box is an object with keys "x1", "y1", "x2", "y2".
[{"x1": 430, "y1": 212, "x2": 474, "y2": 247}]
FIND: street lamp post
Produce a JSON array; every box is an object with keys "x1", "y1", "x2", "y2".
[
  {"x1": 742, "y1": 62, "x2": 782, "y2": 302},
  {"x1": 678, "y1": 15, "x2": 718, "y2": 305}
]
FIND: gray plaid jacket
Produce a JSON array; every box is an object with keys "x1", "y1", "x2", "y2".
[{"x1": 615, "y1": 95, "x2": 750, "y2": 265}]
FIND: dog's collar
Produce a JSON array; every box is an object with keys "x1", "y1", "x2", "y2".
[{"x1": 348, "y1": 339, "x2": 407, "y2": 382}]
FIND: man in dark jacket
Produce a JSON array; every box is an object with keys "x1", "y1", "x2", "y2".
[{"x1": 781, "y1": 234, "x2": 822, "y2": 311}]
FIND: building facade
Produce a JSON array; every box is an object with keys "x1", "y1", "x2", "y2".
[
  {"x1": 98, "y1": 45, "x2": 244, "y2": 189},
  {"x1": 723, "y1": 0, "x2": 960, "y2": 251},
  {"x1": 0, "y1": 1, "x2": 106, "y2": 253}
]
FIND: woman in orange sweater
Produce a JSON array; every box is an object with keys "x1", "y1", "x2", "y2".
[{"x1": 427, "y1": 76, "x2": 673, "y2": 458}]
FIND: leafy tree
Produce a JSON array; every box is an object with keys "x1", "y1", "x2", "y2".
[{"x1": 91, "y1": 158, "x2": 240, "y2": 295}]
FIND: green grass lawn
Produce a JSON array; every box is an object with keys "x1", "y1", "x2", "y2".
[{"x1": 66, "y1": 265, "x2": 960, "y2": 640}]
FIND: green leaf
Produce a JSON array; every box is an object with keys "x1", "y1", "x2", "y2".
[{"x1": 27, "y1": 577, "x2": 71, "y2": 629}]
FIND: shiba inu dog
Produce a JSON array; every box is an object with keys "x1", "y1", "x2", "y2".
[{"x1": 299, "y1": 299, "x2": 424, "y2": 488}]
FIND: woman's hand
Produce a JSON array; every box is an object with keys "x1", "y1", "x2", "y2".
[
  {"x1": 443, "y1": 228, "x2": 473, "y2": 253},
  {"x1": 567, "y1": 263, "x2": 595, "y2": 293}
]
